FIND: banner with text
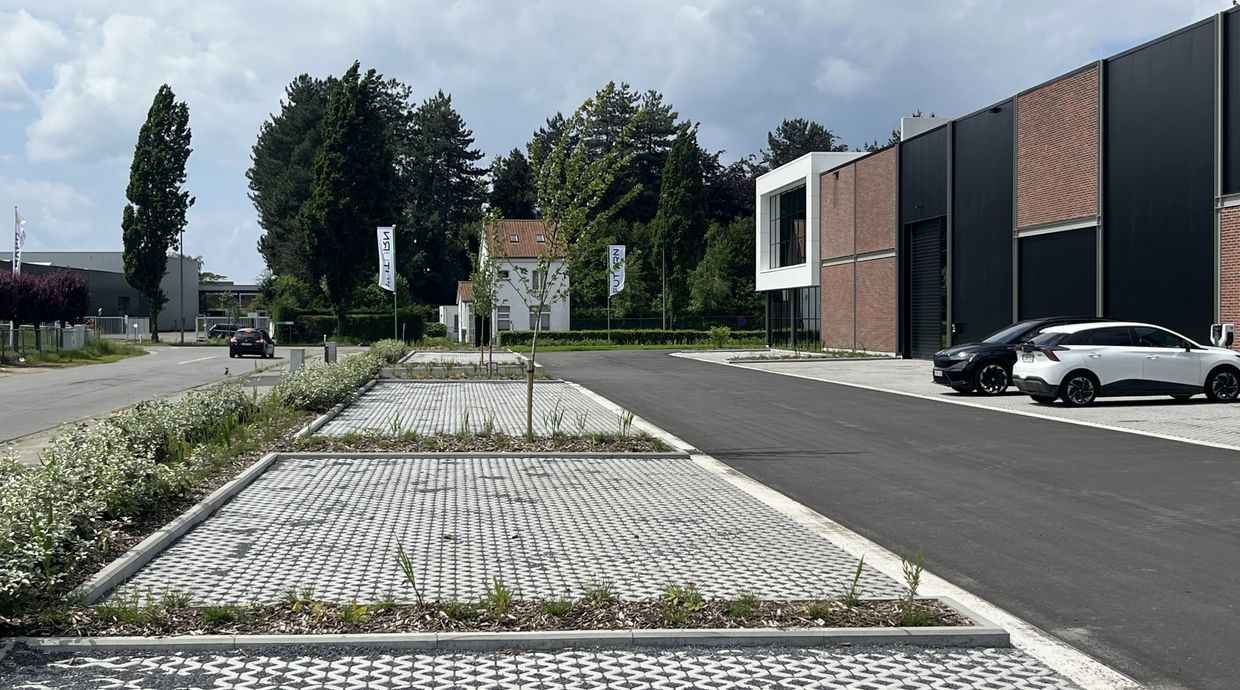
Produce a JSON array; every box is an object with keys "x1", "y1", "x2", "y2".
[
  {"x1": 608, "y1": 244, "x2": 625, "y2": 296},
  {"x1": 377, "y1": 226, "x2": 395, "y2": 292}
]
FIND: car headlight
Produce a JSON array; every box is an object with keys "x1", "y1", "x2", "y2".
[{"x1": 952, "y1": 351, "x2": 975, "y2": 361}]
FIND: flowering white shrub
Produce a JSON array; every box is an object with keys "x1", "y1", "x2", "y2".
[
  {"x1": 369, "y1": 339, "x2": 408, "y2": 365},
  {"x1": 0, "y1": 383, "x2": 255, "y2": 615},
  {"x1": 272, "y1": 352, "x2": 384, "y2": 412}
]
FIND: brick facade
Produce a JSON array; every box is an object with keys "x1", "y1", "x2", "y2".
[
  {"x1": 1016, "y1": 65, "x2": 1099, "y2": 229},
  {"x1": 856, "y1": 258, "x2": 896, "y2": 353},
  {"x1": 821, "y1": 263, "x2": 855, "y2": 350},
  {"x1": 1222, "y1": 207, "x2": 1240, "y2": 352},
  {"x1": 821, "y1": 165, "x2": 855, "y2": 259},
  {"x1": 855, "y1": 148, "x2": 897, "y2": 254}
]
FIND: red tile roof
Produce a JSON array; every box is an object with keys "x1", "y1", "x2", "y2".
[
  {"x1": 487, "y1": 219, "x2": 561, "y2": 259},
  {"x1": 457, "y1": 280, "x2": 473, "y2": 303}
]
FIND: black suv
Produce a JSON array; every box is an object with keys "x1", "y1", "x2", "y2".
[
  {"x1": 932, "y1": 317, "x2": 1111, "y2": 395},
  {"x1": 229, "y1": 328, "x2": 276, "y2": 359}
]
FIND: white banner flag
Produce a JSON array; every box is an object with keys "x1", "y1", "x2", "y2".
[
  {"x1": 376, "y1": 226, "x2": 395, "y2": 292},
  {"x1": 13, "y1": 207, "x2": 25, "y2": 275},
  {"x1": 608, "y1": 244, "x2": 625, "y2": 297}
]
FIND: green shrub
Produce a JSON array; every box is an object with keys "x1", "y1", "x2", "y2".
[
  {"x1": 497, "y1": 329, "x2": 765, "y2": 347},
  {"x1": 707, "y1": 326, "x2": 732, "y2": 348},
  {"x1": 271, "y1": 352, "x2": 385, "y2": 412},
  {"x1": 291, "y1": 309, "x2": 425, "y2": 343},
  {"x1": 424, "y1": 322, "x2": 448, "y2": 338},
  {"x1": 369, "y1": 339, "x2": 408, "y2": 365}
]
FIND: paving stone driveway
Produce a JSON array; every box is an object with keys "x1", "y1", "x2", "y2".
[
  {"x1": 681, "y1": 353, "x2": 1240, "y2": 450},
  {"x1": 316, "y1": 381, "x2": 623, "y2": 437},
  {"x1": 112, "y1": 455, "x2": 904, "y2": 605},
  {"x1": 0, "y1": 646, "x2": 1079, "y2": 689}
]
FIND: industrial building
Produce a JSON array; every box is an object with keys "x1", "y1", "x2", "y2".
[{"x1": 757, "y1": 9, "x2": 1240, "y2": 357}]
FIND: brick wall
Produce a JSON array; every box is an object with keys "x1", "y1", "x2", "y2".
[
  {"x1": 855, "y1": 148, "x2": 897, "y2": 254},
  {"x1": 1016, "y1": 65, "x2": 1099, "y2": 229},
  {"x1": 821, "y1": 165, "x2": 855, "y2": 259},
  {"x1": 821, "y1": 263, "x2": 855, "y2": 350},
  {"x1": 1222, "y1": 207, "x2": 1240, "y2": 352},
  {"x1": 856, "y1": 258, "x2": 896, "y2": 353}
]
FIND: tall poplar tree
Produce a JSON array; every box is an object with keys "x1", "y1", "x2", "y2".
[
  {"x1": 121, "y1": 84, "x2": 194, "y2": 341},
  {"x1": 299, "y1": 62, "x2": 400, "y2": 336},
  {"x1": 651, "y1": 124, "x2": 708, "y2": 325}
]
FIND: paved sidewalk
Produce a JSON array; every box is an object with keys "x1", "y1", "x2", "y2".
[
  {"x1": 402, "y1": 350, "x2": 524, "y2": 365},
  {"x1": 316, "y1": 381, "x2": 625, "y2": 437},
  {"x1": 0, "y1": 645, "x2": 1079, "y2": 689},
  {"x1": 678, "y1": 352, "x2": 1240, "y2": 450},
  {"x1": 111, "y1": 454, "x2": 903, "y2": 604}
]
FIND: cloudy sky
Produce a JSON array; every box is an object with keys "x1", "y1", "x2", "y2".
[{"x1": 0, "y1": 1, "x2": 1225, "y2": 283}]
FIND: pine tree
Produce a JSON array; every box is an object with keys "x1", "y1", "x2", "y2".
[
  {"x1": 401, "y1": 90, "x2": 486, "y2": 306},
  {"x1": 651, "y1": 124, "x2": 708, "y2": 325},
  {"x1": 761, "y1": 118, "x2": 848, "y2": 170},
  {"x1": 299, "y1": 62, "x2": 401, "y2": 336},
  {"x1": 121, "y1": 84, "x2": 194, "y2": 342},
  {"x1": 488, "y1": 148, "x2": 536, "y2": 217}
]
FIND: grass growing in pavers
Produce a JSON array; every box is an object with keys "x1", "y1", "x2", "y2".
[{"x1": 287, "y1": 430, "x2": 670, "y2": 454}]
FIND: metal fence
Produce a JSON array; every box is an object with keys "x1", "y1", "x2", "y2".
[
  {"x1": 0, "y1": 324, "x2": 92, "y2": 361},
  {"x1": 195, "y1": 315, "x2": 272, "y2": 341},
  {"x1": 85, "y1": 316, "x2": 151, "y2": 341}
]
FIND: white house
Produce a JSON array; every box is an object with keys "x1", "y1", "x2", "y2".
[
  {"x1": 481, "y1": 219, "x2": 570, "y2": 339},
  {"x1": 453, "y1": 281, "x2": 473, "y2": 343}
]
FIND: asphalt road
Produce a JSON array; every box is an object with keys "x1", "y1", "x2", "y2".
[
  {"x1": 0, "y1": 345, "x2": 320, "y2": 443},
  {"x1": 540, "y1": 349, "x2": 1240, "y2": 690}
]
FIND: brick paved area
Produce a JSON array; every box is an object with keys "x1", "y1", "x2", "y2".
[
  {"x1": 678, "y1": 352, "x2": 1240, "y2": 450},
  {"x1": 111, "y1": 455, "x2": 904, "y2": 605},
  {"x1": 0, "y1": 645, "x2": 1080, "y2": 689},
  {"x1": 316, "y1": 381, "x2": 621, "y2": 437},
  {"x1": 402, "y1": 350, "x2": 524, "y2": 365}
]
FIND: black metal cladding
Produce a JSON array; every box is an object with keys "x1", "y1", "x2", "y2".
[
  {"x1": 1019, "y1": 229, "x2": 1097, "y2": 320},
  {"x1": 951, "y1": 102, "x2": 1014, "y2": 344},
  {"x1": 899, "y1": 126, "x2": 949, "y2": 224},
  {"x1": 1104, "y1": 21, "x2": 1215, "y2": 341},
  {"x1": 1226, "y1": 10, "x2": 1240, "y2": 194}
]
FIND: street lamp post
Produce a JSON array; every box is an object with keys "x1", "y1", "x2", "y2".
[{"x1": 179, "y1": 230, "x2": 185, "y2": 343}]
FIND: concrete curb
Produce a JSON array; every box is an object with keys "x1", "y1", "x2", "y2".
[
  {"x1": 275, "y1": 451, "x2": 692, "y2": 460},
  {"x1": 71, "y1": 451, "x2": 283, "y2": 604},
  {"x1": 20, "y1": 596, "x2": 1007, "y2": 652},
  {"x1": 293, "y1": 379, "x2": 378, "y2": 438},
  {"x1": 373, "y1": 377, "x2": 563, "y2": 384},
  {"x1": 726, "y1": 356, "x2": 894, "y2": 364}
]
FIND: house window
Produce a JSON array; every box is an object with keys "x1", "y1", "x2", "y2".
[
  {"x1": 509, "y1": 234, "x2": 519, "y2": 242},
  {"x1": 453, "y1": 314, "x2": 459, "y2": 334},
  {"x1": 531, "y1": 270, "x2": 546, "y2": 290},
  {"x1": 497, "y1": 306, "x2": 511, "y2": 331},
  {"x1": 535, "y1": 234, "x2": 545, "y2": 242},
  {"x1": 529, "y1": 306, "x2": 551, "y2": 330},
  {"x1": 768, "y1": 185, "x2": 807, "y2": 269}
]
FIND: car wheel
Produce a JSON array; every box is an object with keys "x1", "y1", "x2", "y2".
[
  {"x1": 1205, "y1": 367, "x2": 1240, "y2": 403},
  {"x1": 973, "y1": 362, "x2": 1009, "y2": 396},
  {"x1": 1060, "y1": 372, "x2": 1099, "y2": 407},
  {"x1": 1030, "y1": 395, "x2": 1056, "y2": 404}
]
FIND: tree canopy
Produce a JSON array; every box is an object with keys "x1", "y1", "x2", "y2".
[{"x1": 761, "y1": 117, "x2": 848, "y2": 169}]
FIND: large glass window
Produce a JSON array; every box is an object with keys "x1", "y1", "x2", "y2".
[
  {"x1": 765, "y1": 287, "x2": 820, "y2": 349},
  {"x1": 768, "y1": 185, "x2": 807, "y2": 269}
]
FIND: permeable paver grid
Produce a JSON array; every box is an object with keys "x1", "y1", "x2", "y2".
[
  {"x1": 0, "y1": 647, "x2": 1080, "y2": 689},
  {"x1": 316, "y1": 381, "x2": 623, "y2": 437},
  {"x1": 112, "y1": 455, "x2": 905, "y2": 605}
]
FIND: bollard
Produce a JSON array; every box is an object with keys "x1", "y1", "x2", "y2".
[
  {"x1": 324, "y1": 341, "x2": 338, "y2": 364},
  {"x1": 289, "y1": 348, "x2": 305, "y2": 374}
]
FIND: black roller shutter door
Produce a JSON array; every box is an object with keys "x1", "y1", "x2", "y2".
[
  {"x1": 909, "y1": 218, "x2": 945, "y2": 358},
  {"x1": 1018, "y1": 228, "x2": 1097, "y2": 320}
]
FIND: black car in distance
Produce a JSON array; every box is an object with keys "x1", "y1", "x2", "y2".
[
  {"x1": 229, "y1": 328, "x2": 276, "y2": 359},
  {"x1": 932, "y1": 317, "x2": 1110, "y2": 395}
]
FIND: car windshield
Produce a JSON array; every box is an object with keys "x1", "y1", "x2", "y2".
[{"x1": 982, "y1": 321, "x2": 1041, "y2": 344}]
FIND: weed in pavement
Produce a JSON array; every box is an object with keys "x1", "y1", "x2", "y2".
[{"x1": 583, "y1": 581, "x2": 617, "y2": 608}]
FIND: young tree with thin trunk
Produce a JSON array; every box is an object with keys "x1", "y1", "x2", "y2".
[
  {"x1": 470, "y1": 211, "x2": 502, "y2": 369},
  {"x1": 122, "y1": 84, "x2": 194, "y2": 342},
  {"x1": 501, "y1": 82, "x2": 641, "y2": 436}
]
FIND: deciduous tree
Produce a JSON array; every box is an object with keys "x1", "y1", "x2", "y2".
[{"x1": 121, "y1": 84, "x2": 194, "y2": 342}]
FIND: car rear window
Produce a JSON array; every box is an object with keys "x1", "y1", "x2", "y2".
[{"x1": 235, "y1": 330, "x2": 260, "y2": 342}]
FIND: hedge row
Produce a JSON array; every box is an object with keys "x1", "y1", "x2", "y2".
[
  {"x1": 292, "y1": 309, "x2": 425, "y2": 343},
  {"x1": 497, "y1": 329, "x2": 766, "y2": 346}
]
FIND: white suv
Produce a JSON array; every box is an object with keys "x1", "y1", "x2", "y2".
[{"x1": 1011, "y1": 322, "x2": 1240, "y2": 406}]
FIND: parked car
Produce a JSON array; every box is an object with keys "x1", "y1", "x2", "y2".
[
  {"x1": 932, "y1": 317, "x2": 1111, "y2": 395},
  {"x1": 229, "y1": 328, "x2": 276, "y2": 359},
  {"x1": 1012, "y1": 322, "x2": 1240, "y2": 406},
  {"x1": 208, "y1": 323, "x2": 239, "y2": 340}
]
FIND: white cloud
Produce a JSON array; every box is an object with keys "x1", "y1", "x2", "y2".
[
  {"x1": 815, "y1": 58, "x2": 872, "y2": 98},
  {"x1": 0, "y1": 176, "x2": 97, "y2": 248},
  {"x1": 0, "y1": 9, "x2": 68, "y2": 108}
]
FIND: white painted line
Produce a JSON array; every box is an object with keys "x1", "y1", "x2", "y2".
[
  {"x1": 695, "y1": 355, "x2": 1240, "y2": 455},
  {"x1": 562, "y1": 375, "x2": 1140, "y2": 690},
  {"x1": 177, "y1": 355, "x2": 218, "y2": 365}
]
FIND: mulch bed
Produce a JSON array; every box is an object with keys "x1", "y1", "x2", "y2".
[
  {"x1": 286, "y1": 434, "x2": 672, "y2": 454},
  {"x1": 4, "y1": 599, "x2": 967, "y2": 637}
]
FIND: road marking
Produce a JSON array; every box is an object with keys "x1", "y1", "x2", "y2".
[
  {"x1": 675, "y1": 353, "x2": 1240, "y2": 455},
  {"x1": 566, "y1": 376, "x2": 1140, "y2": 690},
  {"x1": 177, "y1": 355, "x2": 218, "y2": 365}
]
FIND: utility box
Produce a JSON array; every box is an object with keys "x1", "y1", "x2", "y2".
[
  {"x1": 1210, "y1": 323, "x2": 1235, "y2": 349},
  {"x1": 289, "y1": 348, "x2": 305, "y2": 373},
  {"x1": 324, "y1": 341, "x2": 338, "y2": 363}
]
